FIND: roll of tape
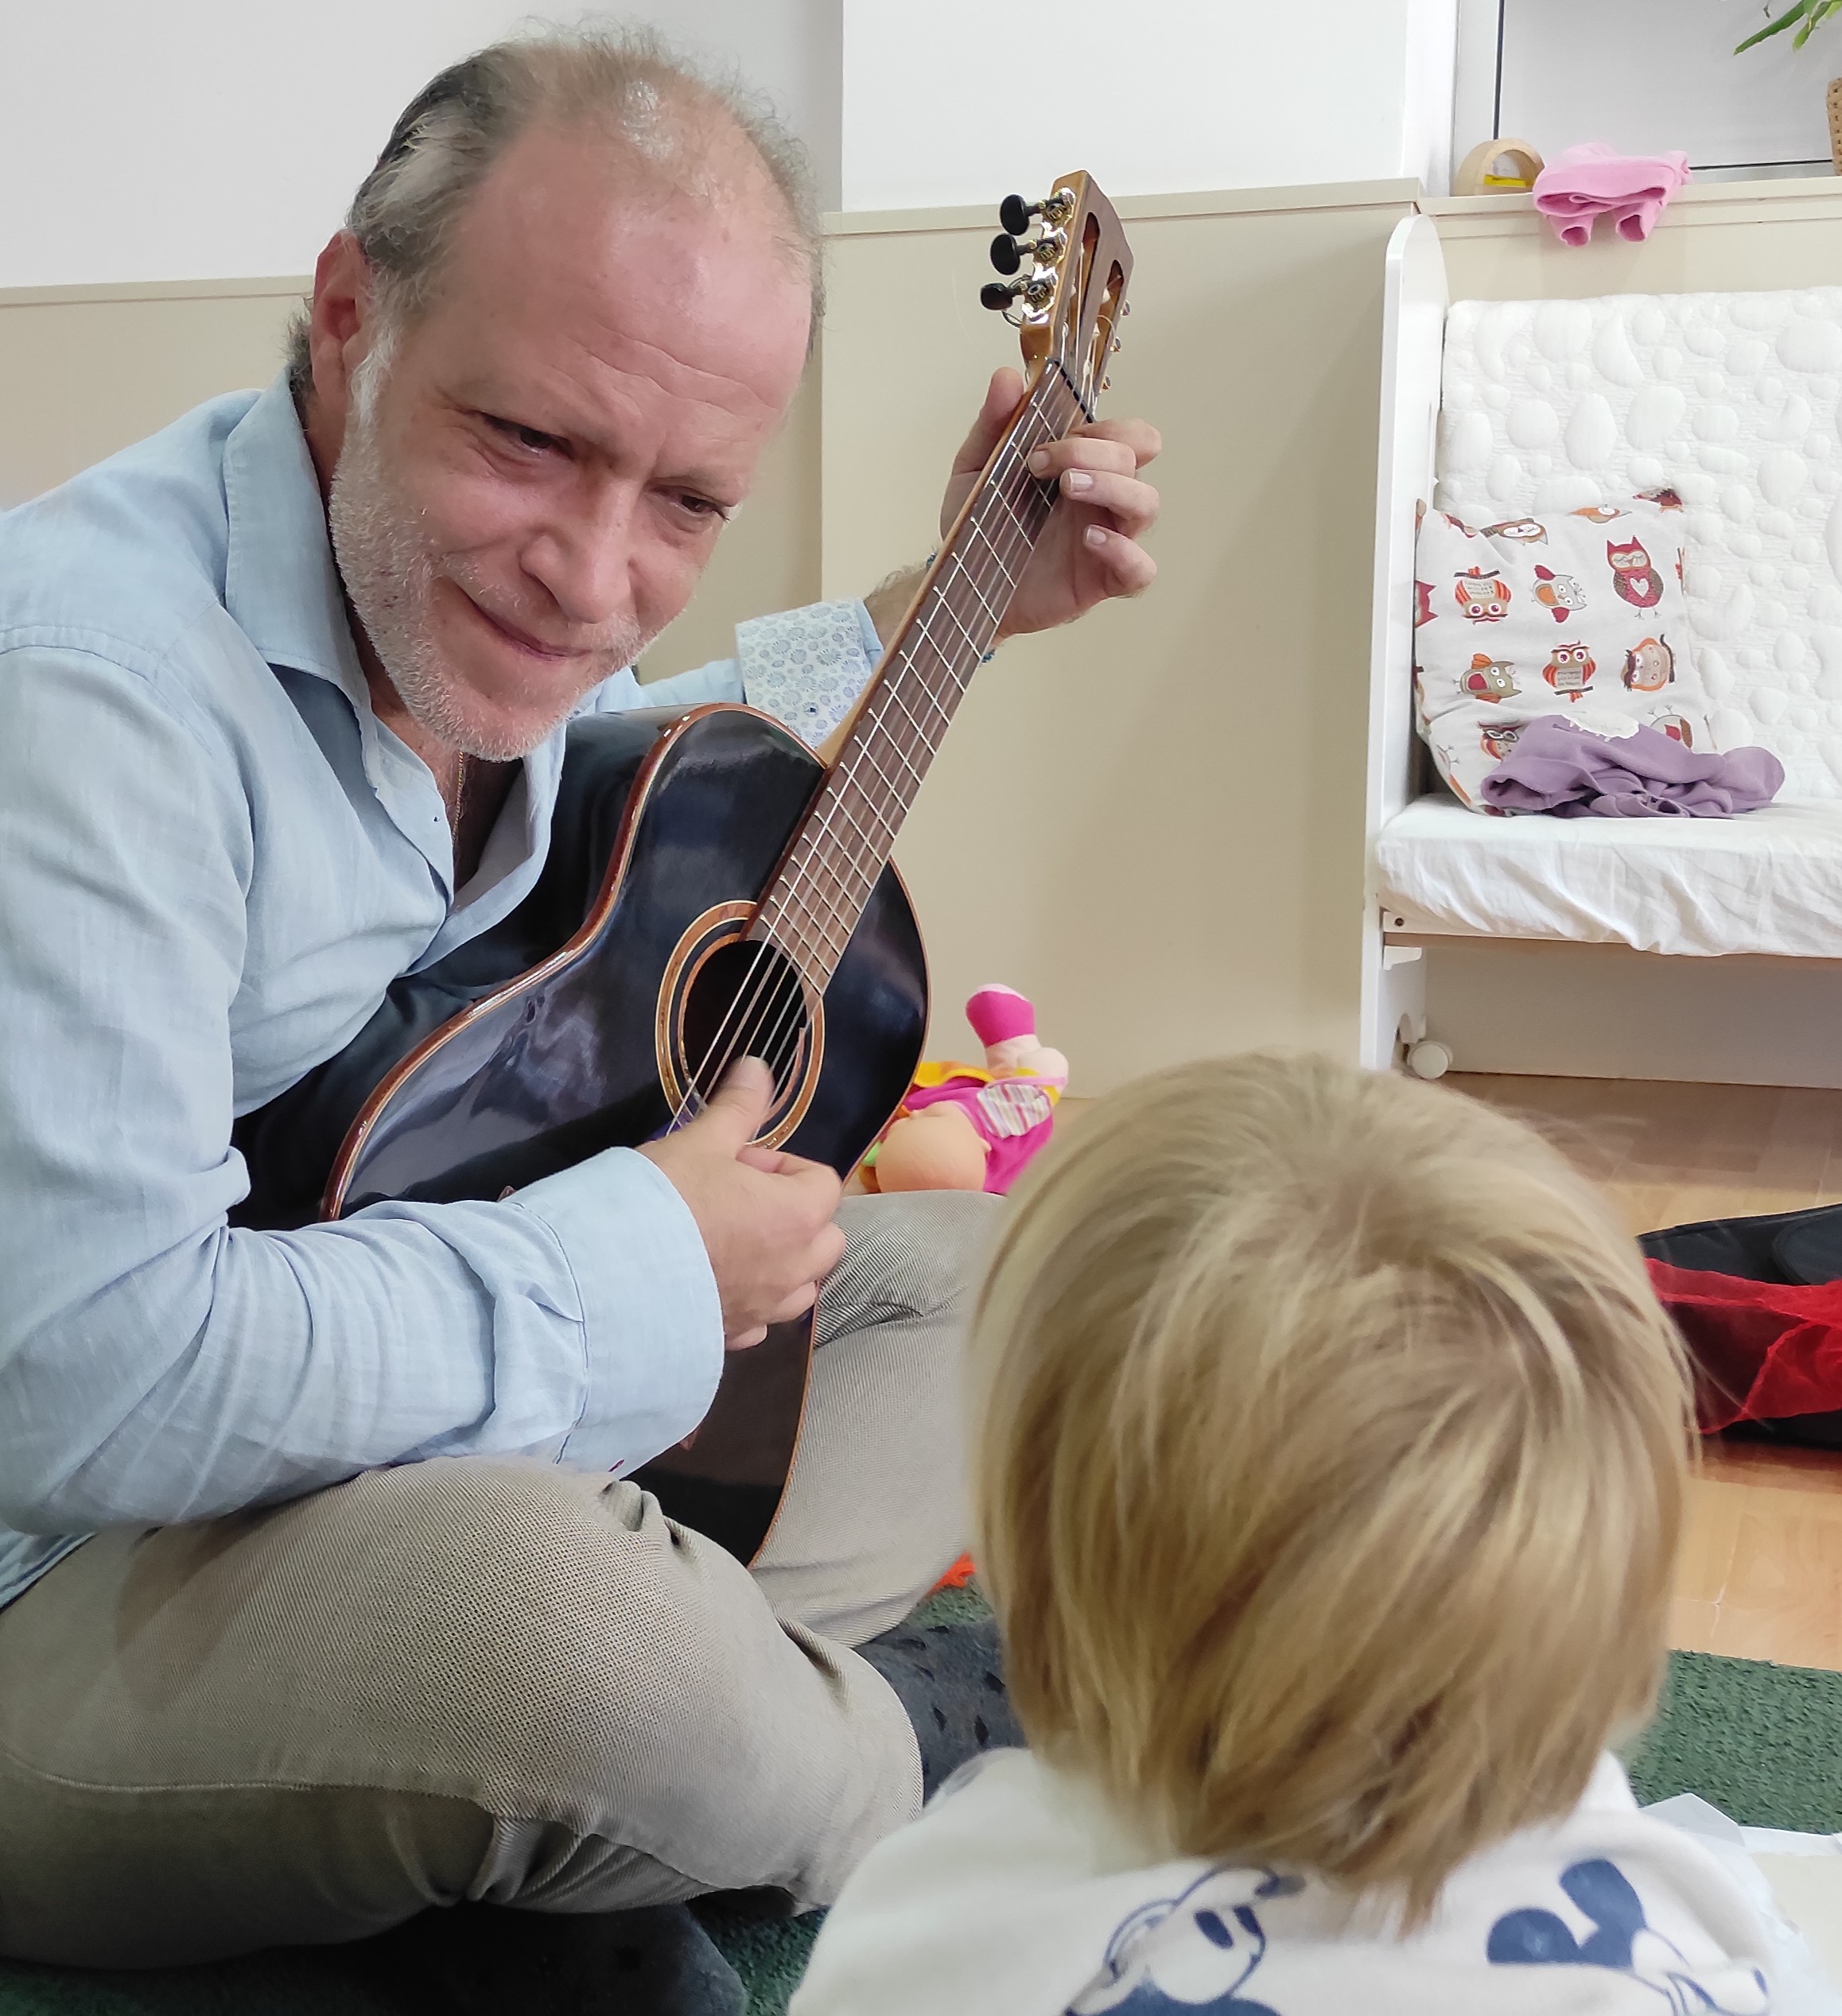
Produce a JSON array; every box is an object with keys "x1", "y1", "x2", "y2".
[{"x1": 1453, "y1": 138, "x2": 1546, "y2": 198}]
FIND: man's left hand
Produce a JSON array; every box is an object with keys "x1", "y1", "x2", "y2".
[{"x1": 942, "y1": 367, "x2": 1160, "y2": 640}]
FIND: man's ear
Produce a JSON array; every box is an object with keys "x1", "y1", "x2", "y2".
[
  {"x1": 301, "y1": 233, "x2": 385, "y2": 484},
  {"x1": 305, "y1": 232, "x2": 375, "y2": 433}
]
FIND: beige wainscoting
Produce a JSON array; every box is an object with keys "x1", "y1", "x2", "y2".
[
  {"x1": 1429, "y1": 173, "x2": 1842, "y2": 304},
  {"x1": 0, "y1": 275, "x2": 306, "y2": 509},
  {"x1": 822, "y1": 181, "x2": 1420, "y2": 1084}
]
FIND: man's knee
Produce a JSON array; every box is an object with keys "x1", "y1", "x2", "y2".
[
  {"x1": 304, "y1": 1459, "x2": 905, "y2": 1887},
  {"x1": 818, "y1": 1190, "x2": 1005, "y2": 1345},
  {"x1": 320, "y1": 1460, "x2": 735, "y2": 1781}
]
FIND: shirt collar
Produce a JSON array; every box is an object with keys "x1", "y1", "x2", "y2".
[{"x1": 221, "y1": 373, "x2": 368, "y2": 693}]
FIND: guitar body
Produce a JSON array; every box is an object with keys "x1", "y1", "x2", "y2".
[{"x1": 233, "y1": 704, "x2": 929, "y2": 1562}]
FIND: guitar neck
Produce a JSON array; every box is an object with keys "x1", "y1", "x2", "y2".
[{"x1": 757, "y1": 359, "x2": 1088, "y2": 989}]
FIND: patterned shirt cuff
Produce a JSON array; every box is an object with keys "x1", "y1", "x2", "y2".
[{"x1": 736, "y1": 600, "x2": 883, "y2": 749}]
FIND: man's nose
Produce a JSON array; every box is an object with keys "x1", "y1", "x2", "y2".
[{"x1": 522, "y1": 487, "x2": 636, "y2": 629}]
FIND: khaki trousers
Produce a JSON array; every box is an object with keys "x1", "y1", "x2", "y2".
[{"x1": 0, "y1": 1191, "x2": 1000, "y2": 1968}]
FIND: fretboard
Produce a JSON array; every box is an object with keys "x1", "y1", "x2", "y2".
[{"x1": 756, "y1": 360, "x2": 1087, "y2": 989}]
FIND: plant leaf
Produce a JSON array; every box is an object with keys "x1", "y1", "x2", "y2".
[{"x1": 1736, "y1": 0, "x2": 1815, "y2": 51}]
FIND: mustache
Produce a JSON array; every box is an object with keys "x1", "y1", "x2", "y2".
[{"x1": 445, "y1": 559, "x2": 646, "y2": 664}]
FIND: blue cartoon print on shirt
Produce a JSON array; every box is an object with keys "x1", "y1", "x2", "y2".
[
  {"x1": 1488, "y1": 1859, "x2": 1769, "y2": 2014},
  {"x1": 1067, "y1": 1867, "x2": 1305, "y2": 2015}
]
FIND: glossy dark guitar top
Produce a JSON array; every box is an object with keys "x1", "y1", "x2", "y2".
[{"x1": 233, "y1": 705, "x2": 930, "y2": 1560}]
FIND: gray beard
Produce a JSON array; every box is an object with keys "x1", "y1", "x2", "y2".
[{"x1": 326, "y1": 394, "x2": 649, "y2": 763}]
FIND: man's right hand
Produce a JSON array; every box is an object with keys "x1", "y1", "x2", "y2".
[{"x1": 637, "y1": 1057, "x2": 846, "y2": 1349}]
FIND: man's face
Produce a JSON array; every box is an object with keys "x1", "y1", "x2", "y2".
[{"x1": 321, "y1": 122, "x2": 812, "y2": 761}]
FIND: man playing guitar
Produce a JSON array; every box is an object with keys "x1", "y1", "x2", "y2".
[{"x1": 0, "y1": 29, "x2": 1158, "y2": 2011}]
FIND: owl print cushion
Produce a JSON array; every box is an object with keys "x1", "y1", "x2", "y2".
[{"x1": 1413, "y1": 499, "x2": 1714, "y2": 810}]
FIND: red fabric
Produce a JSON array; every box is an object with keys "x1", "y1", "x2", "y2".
[
  {"x1": 1647, "y1": 1259, "x2": 1842, "y2": 1431},
  {"x1": 931, "y1": 1552, "x2": 977, "y2": 1591}
]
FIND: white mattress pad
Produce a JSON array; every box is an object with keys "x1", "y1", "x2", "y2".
[
  {"x1": 1437, "y1": 288, "x2": 1842, "y2": 798},
  {"x1": 1374, "y1": 794, "x2": 1842, "y2": 959}
]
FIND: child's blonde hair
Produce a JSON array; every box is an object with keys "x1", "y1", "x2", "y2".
[{"x1": 970, "y1": 1052, "x2": 1692, "y2": 1924}]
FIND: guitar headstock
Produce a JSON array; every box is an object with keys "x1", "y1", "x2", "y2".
[{"x1": 981, "y1": 169, "x2": 1132, "y2": 418}]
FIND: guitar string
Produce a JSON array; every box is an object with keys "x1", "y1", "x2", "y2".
[
  {"x1": 775, "y1": 360, "x2": 1081, "y2": 956},
  {"x1": 691, "y1": 440, "x2": 1067, "y2": 1121},
  {"x1": 674, "y1": 392, "x2": 1069, "y2": 1120},
  {"x1": 667, "y1": 365, "x2": 1082, "y2": 1130},
  {"x1": 662, "y1": 380, "x2": 1067, "y2": 1127},
  {"x1": 733, "y1": 469, "x2": 1059, "y2": 1098},
  {"x1": 744, "y1": 380, "x2": 1064, "y2": 982},
  {"x1": 759, "y1": 374, "x2": 1074, "y2": 974},
  {"x1": 752, "y1": 447, "x2": 1059, "y2": 1009},
  {"x1": 762, "y1": 418, "x2": 1064, "y2": 979},
  {"x1": 723, "y1": 385, "x2": 1074, "y2": 1100},
  {"x1": 688, "y1": 466, "x2": 1060, "y2": 1131},
  {"x1": 670, "y1": 375, "x2": 1075, "y2": 1130}
]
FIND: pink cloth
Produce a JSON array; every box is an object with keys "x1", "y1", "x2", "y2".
[{"x1": 1532, "y1": 142, "x2": 1691, "y2": 247}]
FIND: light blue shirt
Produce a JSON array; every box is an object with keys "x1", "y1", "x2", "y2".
[{"x1": 0, "y1": 377, "x2": 884, "y2": 1611}]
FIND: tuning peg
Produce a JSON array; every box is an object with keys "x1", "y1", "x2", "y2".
[
  {"x1": 1000, "y1": 188, "x2": 1074, "y2": 236},
  {"x1": 989, "y1": 233, "x2": 1024, "y2": 276},
  {"x1": 981, "y1": 273, "x2": 1054, "y2": 313}
]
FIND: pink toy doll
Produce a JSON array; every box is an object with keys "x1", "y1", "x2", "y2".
[{"x1": 861, "y1": 986, "x2": 1068, "y2": 1195}]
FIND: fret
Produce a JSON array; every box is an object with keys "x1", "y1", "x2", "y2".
[
  {"x1": 796, "y1": 784, "x2": 891, "y2": 897},
  {"x1": 851, "y1": 734, "x2": 910, "y2": 803},
  {"x1": 825, "y1": 783, "x2": 897, "y2": 861},
  {"x1": 966, "y1": 518, "x2": 1017, "y2": 585},
  {"x1": 954, "y1": 569, "x2": 1004, "y2": 630},
  {"x1": 888, "y1": 654, "x2": 955, "y2": 733},
  {"x1": 929, "y1": 595, "x2": 983, "y2": 658},
  {"x1": 878, "y1": 673, "x2": 945, "y2": 745}
]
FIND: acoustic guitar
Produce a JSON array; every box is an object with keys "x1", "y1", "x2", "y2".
[{"x1": 233, "y1": 173, "x2": 1133, "y2": 1563}]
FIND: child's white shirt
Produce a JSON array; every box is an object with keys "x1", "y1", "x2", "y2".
[{"x1": 791, "y1": 1749, "x2": 1777, "y2": 2015}]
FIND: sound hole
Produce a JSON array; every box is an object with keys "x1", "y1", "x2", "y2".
[{"x1": 678, "y1": 934, "x2": 813, "y2": 1126}]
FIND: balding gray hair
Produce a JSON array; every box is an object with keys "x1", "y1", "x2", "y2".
[{"x1": 285, "y1": 25, "x2": 822, "y2": 403}]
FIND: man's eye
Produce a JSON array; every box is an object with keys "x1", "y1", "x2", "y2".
[
  {"x1": 484, "y1": 415, "x2": 563, "y2": 456},
  {"x1": 676, "y1": 494, "x2": 729, "y2": 522}
]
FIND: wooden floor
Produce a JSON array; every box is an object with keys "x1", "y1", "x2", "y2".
[{"x1": 1452, "y1": 1074, "x2": 1842, "y2": 1676}]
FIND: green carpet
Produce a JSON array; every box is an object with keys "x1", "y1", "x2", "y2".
[
  {"x1": 1624, "y1": 1647, "x2": 1842, "y2": 1831},
  {"x1": 1, "y1": 1602, "x2": 1834, "y2": 2016}
]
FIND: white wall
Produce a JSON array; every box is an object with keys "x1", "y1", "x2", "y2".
[
  {"x1": 0, "y1": 0, "x2": 843, "y2": 289},
  {"x1": 1455, "y1": 0, "x2": 1834, "y2": 178},
  {"x1": 837, "y1": 0, "x2": 1459, "y2": 212},
  {"x1": 0, "y1": 0, "x2": 1464, "y2": 291}
]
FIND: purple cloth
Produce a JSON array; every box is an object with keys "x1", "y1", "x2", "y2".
[{"x1": 1479, "y1": 717, "x2": 1784, "y2": 819}]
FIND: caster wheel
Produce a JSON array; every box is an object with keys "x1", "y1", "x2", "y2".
[{"x1": 1407, "y1": 1039, "x2": 1452, "y2": 1082}]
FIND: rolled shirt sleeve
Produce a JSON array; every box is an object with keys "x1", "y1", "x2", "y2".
[{"x1": 507, "y1": 1151, "x2": 723, "y2": 1474}]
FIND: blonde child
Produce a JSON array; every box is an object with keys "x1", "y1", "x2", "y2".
[{"x1": 793, "y1": 1053, "x2": 1775, "y2": 2015}]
